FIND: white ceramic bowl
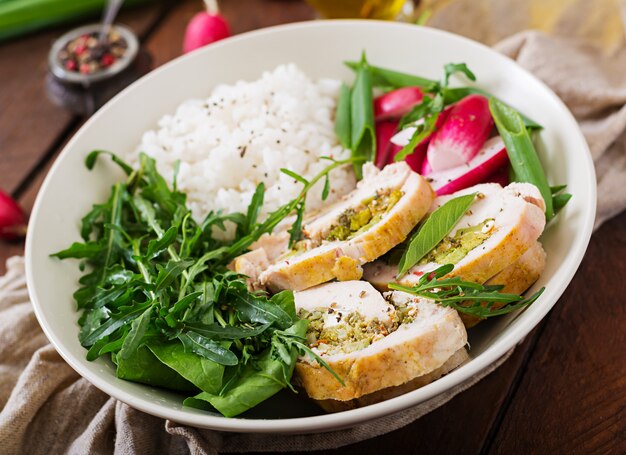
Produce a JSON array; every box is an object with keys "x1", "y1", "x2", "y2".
[{"x1": 26, "y1": 21, "x2": 596, "y2": 433}]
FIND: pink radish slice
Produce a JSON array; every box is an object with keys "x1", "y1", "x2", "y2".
[
  {"x1": 421, "y1": 157, "x2": 432, "y2": 175},
  {"x1": 374, "y1": 87, "x2": 424, "y2": 121},
  {"x1": 390, "y1": 106, "x2": 452, "y2": 148},
  {"x1": 426, "y1": 136, "x2": 509, "y2": 195},
  {"x1": 387, "y1": 142, "x2": 427, "y2": 173},
  {"x1": 375, "y1": 121, "x2": 398, "y2": 168},
  {"x1": 426, "y1": 94, "x2": 494, "y2": 172},
  {"x1": 485, "y1": 165, "x2": 510, "y2": 187}
]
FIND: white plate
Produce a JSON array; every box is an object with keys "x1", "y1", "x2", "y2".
[{"x1": 26, "y1": 20, "x2": 596, "y2": 433}]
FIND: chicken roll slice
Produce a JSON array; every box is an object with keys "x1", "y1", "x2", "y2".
[
  {"x1": 294, "y1": 281, "x2": 467, "y2": 403},
  {"x1": 257, "y1": 162, "x2": 434, "y2": 292},
  {"x1": 363, "y1": 182, "x2": 546, "y2": 289},
  {"x1": 461, "y1": 241, "x2": 546, "y2": 327}
]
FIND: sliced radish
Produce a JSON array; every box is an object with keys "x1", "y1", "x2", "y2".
[
  {"x1": 421, "y1": 157, "x2": 432, "y2": 175},
  {"x1": 485, "y1": 164, "x2": 510, "y2": 187},
  {"x1": 374, "y1": 87, "x2": 424, "y2": 121},
  {"x1": 426, "y1": 136, "x2": 509, "y2": 195},
  {"x1": 375, "y1": 120, "x2": 398, "y2": 168},
  {"x1": 390, "y1": 106, "x2": 452, "y2": 147},
  {"x1": 426, "y1": 94, "x2": 494, "y2": 172},
  {"x1": 387, "y1": 142, "x2": 427, "y2": 173}
]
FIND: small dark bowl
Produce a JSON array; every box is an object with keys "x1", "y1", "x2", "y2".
[{"x1": 46, "y1": 23, "x2": 151, "y2": 115}]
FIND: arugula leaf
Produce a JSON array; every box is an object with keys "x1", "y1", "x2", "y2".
[
  {"x1": 118, "y1": 306, "x2": 153, "y2": 360},
  {"x1": 85, "y1": 150, "x2": 134, "y2": 175},
  {"x1": 244, "y1": 183, "x2": 264, "y2": 236},
  {"x1": 155, "y1": 259, "x2": 194, "y2": 291},
  {"x1": 179, "y1": 331, "x2": 238, "y2": 366},
  {"x1": 232, "y1": 292, "x2": 293, "y2": 329},
  {"x1": 390, "y1": 264, "x2": 545, "y2": 318},
  {"x1": 398, "y1": 193, "x2": 476, "y2": 276}
]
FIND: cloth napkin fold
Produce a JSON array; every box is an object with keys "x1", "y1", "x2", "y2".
[{"x1": 1, "y1": 31, "x2": 625, "y2": 454}]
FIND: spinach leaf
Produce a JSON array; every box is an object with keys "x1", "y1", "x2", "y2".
[
  {"x1": 116, "y1": 346, "x2": 197, "y2": 392},
  {"x1": 183, "y1": 320, "x2": 307, "y2": 417},
  {"x1": 148, "y1": 341, "x2": 225, "y2": 394}
]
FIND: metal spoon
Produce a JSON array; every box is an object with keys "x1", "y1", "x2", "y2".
[{"x1": 99, "y1": 0, "x2": 125, "y2": 43}]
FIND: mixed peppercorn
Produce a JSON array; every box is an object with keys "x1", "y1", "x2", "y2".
[{"x1": 58, "y1": 29, "x2": 127, "y2": 75}]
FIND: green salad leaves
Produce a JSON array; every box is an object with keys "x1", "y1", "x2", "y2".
[{"x1": 52, "y1": 151, "x2": 350, "y2": 417}]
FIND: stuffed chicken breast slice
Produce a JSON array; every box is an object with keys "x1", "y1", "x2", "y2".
[
  {"x1": 363, "y1": 182, "x2": 546, "y2": 289},
  {"x1": 257, "y1": 162, "x2": 434, "y2": 292},
  {"x1": 294, "y1": 282, "x2": 467, "y2": 402}
]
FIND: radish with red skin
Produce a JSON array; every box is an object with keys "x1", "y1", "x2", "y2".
[
  {"x1": 421, "y1": 156, "x2": 432, "y2": 175},
  {"x1": 485, "y1": 165, "x2": 510, "y2": 187},
  {"x1": 426, "y1": 94, "x2": 494, "y2": 172},
  {"x1": 0, "y1": 189, "x2": 26, "y2": 240},
  {"x1": 426, "y1": 136, "x2": 510, "y2": 195},
  {"x1": 373, "y1": 87, "x2": 424, "y2": 121},
  {"x1": 183, "y1": 0, "x2": 231, "y2": 54},
  {"x1": 375, "y1": 120, "x2": 398, "y2": 168},
  {"x1": 387, "y1": 142, "x2": 427, "y2": 173}
]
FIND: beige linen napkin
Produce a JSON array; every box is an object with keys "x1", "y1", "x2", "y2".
[{"x1": 1, "y1": 31, "x2": 625, "y2": 454}]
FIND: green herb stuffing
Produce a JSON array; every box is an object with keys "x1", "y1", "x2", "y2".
[
  {"x1": 51, "y1": 151, "x2": 352, "y2": 417},
  {"x1": 326, "y1": 189, "x2": 403, "y2": 241},
  {"x1": 298, "y1": 308, "x2": 399, "y2": 356},
  {"x1": 418, "y1": 219, "x2": 494, "y2": 266}
]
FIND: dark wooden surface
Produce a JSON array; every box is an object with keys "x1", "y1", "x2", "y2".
[{"x1": 0, "y1": 1, "x2": 624, "y2": 453}]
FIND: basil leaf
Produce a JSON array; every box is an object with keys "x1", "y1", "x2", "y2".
[{"x1": 398, "y1": 193, "x2": 476, "y2": 276}]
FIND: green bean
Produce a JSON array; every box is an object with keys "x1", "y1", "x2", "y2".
[{"x1": 489, "y1": 97, "x2": 554, "y2": 219}]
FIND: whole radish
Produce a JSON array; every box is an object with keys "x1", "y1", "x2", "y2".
[
  {"x1": 426, "y1": 94, "x2": 494, "y2": 172},
  {"x1": 183, "y1": 0, "x2": 231, "y2": 53},
  {"x1": 373, "y1": 87, "x2": 424, "y2": 121},
  {"x1": 375, "y1": 121, "x2": 397, "y2": 168},
  {"x1": 0, "y1": 189, "x2": 26, "y2": 241}
]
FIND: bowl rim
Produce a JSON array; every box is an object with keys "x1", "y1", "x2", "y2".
[{"x1": 26, "y1": 19, "x2": 596, "y2": 433}]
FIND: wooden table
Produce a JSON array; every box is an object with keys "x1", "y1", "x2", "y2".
[{"x1": 1, "y1": 1, "x2": 624, "y2": 453}]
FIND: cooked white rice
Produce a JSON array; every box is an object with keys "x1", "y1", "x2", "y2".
[{"x1": 134, "y1": 64, "x2": 355, "y2": 224}]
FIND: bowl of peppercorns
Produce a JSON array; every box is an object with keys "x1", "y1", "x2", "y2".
[{"x1": 47, "y1": 23, "x2": 149, "y2": 115}]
